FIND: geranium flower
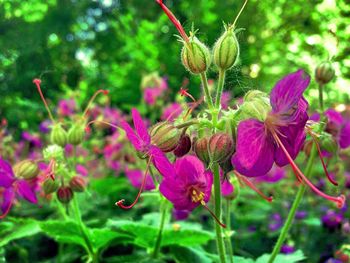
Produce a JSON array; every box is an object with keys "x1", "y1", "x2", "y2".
[
  {"x1": 0, "y1": 157, "x2": 37, "y2": 219},
  {"x1": 232, "y1": 69, "x2": 345, "y2": 208}
]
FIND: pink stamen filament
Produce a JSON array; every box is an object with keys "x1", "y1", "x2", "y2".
[
  {"x1": 85, "y1": 120, "x2": 121, "y2": 133},
  {"x1": 115, "y1": 157, "x2": 152, "y2": 209},
  {"x1": 234, "y1": 170, "x2": 273, "y2": 202},
  {"x1": 82, "y1": 89, "x2": 109, "y2": 118},
  {"x1": 272, "y1": 131, "x2": 345, "y2": 208},
  {"x1": 156, "y1": 0, "x2": 189, "y2": 42},
  {"x1": 309, "y1": 132, "x2": 338, "y2": 186},
  {"x1": 44, "y1": 159, "x2": 56, "y2": 180},
  {"x1": 33, "y1": 79, "x2": 55, "y2": 123},
  {"x1": 201, "y1": 202, "x2": 226, "y2": 228}
]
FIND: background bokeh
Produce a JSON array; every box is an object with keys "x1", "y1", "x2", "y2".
[{"x1": 1, "y1": 0, "x2": 349, "y2": 132}]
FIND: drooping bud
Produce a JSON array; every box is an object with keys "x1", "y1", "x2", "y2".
[
  {"x1": 209, "y1": 133, "x2": 235, "y2": 163},
  {"x1": 50, "y1": 123, "x2": 67, "y2": 147},
  {"x1": 57, "y1": 186, "x2": 74, "y2": 204},
  {"x1": 43, "y1": 145, "x2": 65, "y2": 162},
  {"x1": 13, "y1": 160, "x2": 39, "y2": 179},
  {"x1": 43, "y1": 179, "x2": 60, "y2": 195},
  {"x1": 149, "y1": 122, "x2": 181, "y2": 152},
  {"x1": 213, "y1": 26, "x2": 239, "y2": 70},
  {"x1": 69, "y1": 176, "x2": 86, "y2": 192},
  {"x1": 194, "y1": 136, "x2": 210, "y2": 165},
  {"x1": 181, "y1": 36, "x2": 211, "y2": 74},
  {"x1": 315, "y1": 61, "x2": 335, "y2": 85},
  {"x1": 321, "y1": 133, "x2": 338, "y2": 154},
  {"x1": 173, "y1": 134, "x2": 192, "y2": 157},
  {"x1": 67, "y1": 123, "x2": 85, "y2": 146}
]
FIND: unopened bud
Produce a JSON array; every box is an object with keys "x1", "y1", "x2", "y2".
[
  {"x1": 237, "y1": 91, "x2": 271, "y2": 122},
  {"x1": 173, "y1": 134, "x2": 192, "y2": 157},
  {"x1": 50, "y1": 124, "x2": 67, "y2": 147},
  {"x1": 209, "y1": 133, "x2": 235, "y2": 163},
  {"x1": 67, "y1": 123, "x2": 85, "y2": 146},
  {"x1": 321, "y1": 133, "x2": 338, "y2": 154},
  {"x1": 57, "y1": 186, "x2": 74, "y2": 204},
  {"x1": 181, "y1": 36, "x2": 211, "y2": 74},
  {"x1": 43, "y1": 145, "x2": 64, "y2": 162},
  {"x1": 69, "y1": 176, "x2": 86, "y2": 192},
  {"x1": 194, "y1": 136, "x2": 210, "y2": 165},
  {"x1": 315, "y1": 61, "x2": 335, "y2": 85},
  {"x1": 213, "y1": 27, "x2": 239, "y2": 70},
  {"x1": 43, "y1": 179, "x2": 59, "y2": 194},
  {"x1": 13, "y1": 160, "x2": 39, "y2": 179},
  {"x1": 150, "y1": 122, "x2": 181, "y2": 152}
]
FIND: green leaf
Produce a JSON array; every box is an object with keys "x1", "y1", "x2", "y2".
[
  {"x1": 89, "y1": 228, "x2": 130, "y2": 250},
  {"x1": 255, "y1": 250, "x2": 306, "y2": 263},
  {"x1": 170, "y1": 246, "x2": 213, "y2": 263},
  {"x1": 0, "y1": 217, "x2": 41, "y2": 247}
]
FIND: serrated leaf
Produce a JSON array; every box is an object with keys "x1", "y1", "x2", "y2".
[
  {"x1": 90, "y1": 228, "x2": 130, "y2": 250},
  {"x1": 0, "y1": 217, "x2": 41, "y2": 247},
  {"x1": 255, "y1": 250, "x2": 306, "y2": 263}
]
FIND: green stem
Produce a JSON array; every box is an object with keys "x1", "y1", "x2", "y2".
[
  {"x1": 225, "y1": 199, "x2": 234, "y2": 263},
  {"x1": 200, "y1": 72, "x2": 214, "y2": 109},
  {"x1": 175, "y1": 120, "x2": 198, "y2": 129},
  {"x1": 268, "y1": 144, "x2": 317, "y2": 263},
  {"x1": 215, "y1": 69, "x2": 226, "y2": 108},
  {"x1": 72, "y1": 197, "x2": 98, "y2": 263},
  {"x1": 152, "y1": 199, "x2": 169, "y2": 258},
  {"x1": 213, "y1": 163, "x2": 227, "y2": 263},
  {"x1": 318, "y1": 84, "x2": 324, "y2": 112}
]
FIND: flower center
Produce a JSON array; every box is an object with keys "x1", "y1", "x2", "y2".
[{"x1": 190, "y1": 188, "x2": 205, "y2": 204}]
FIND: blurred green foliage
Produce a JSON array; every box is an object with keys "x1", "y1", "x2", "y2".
[{"x1": 0, "y1": 0, "x2": 349, "y2": 129}]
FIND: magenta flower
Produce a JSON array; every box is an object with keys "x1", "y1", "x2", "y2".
[
  {"x1": 116, "y1": 108, "x2": 174, "y2": 209},
  {"x1": 125, "y1": 168, "x2": 155, "y2": 191},
  {"x1": 0, "y1": 158, "x2": 37, "y2": 219},
  {"x1": 232, "y1": 69, "x2": 345, "y2": 208},
  {"x1": 221, "y1": 91, "x2": 232, "y2": 110},
  {"x1": 57, "y1": 98, "x2": 76, "y2": 117},
  {"x1": 143, "y1": 78, "x2": 168, "y2": 105},
  {"x1": 161, "y1": 103, "x2": 183, "y2": 121},
  {"x1": 324, "y1": 108, "x2": 350, "y2": 149}
]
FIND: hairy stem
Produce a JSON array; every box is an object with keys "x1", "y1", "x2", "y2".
[
  {"x1": 268, "y1": 144, "x2": 317, "y2": 263},
  {"x1": 152, "y1": 199, "x2": 169, "y2": 258},
  {"x1": 215, "y1": 69, "x2": 226, "y2": 109},
  {"x1": 200, "y1": 72, "x2": 214, "y2": 109},
  {"x1": 318, "y1": 84, "x2": 324, "y2": 112},
  {"x1": 213, "y1": 163, "x2": 227, "y2": 263}
]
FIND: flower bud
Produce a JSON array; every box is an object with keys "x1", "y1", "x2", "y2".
[
  {"x1": 181, "y1": 36, "x2": 211, "y2": 74},
  {"x1": 149, "y1": 122, "x2": 181, "y2": 152},
  {"x1": 67, "y1": 123, "x2": 85, "y2": 146},
  {"x1": 173, "y1": 134, "x2": 192, "y2": 157},
  {"x1": 69, "y1": 176, "x2": 86, "y2": 192},
  {"x1": 43, "y1": 145, "x2": 64, "y2": 162},
  {"x1": 50, "y1": 124, "x2": 67, "y2": 147},
  {"x1": 213, "y1": 27, "x2": 239, "y2": 70},
  {"x1": 13, "y1": 160, "x2": 39, "y2": 179},
  {"x1": 57, "y1": 186, "x2": 74, "y2": 204},
  {"x1": 315, "y1": 61, "x2": 335, "y2": 85},
  {"x1": 236, "y1": 91, "x2": 271, "y2": 122},
  {"x1": 43, "y1": 179, "x2": 60, "y2": 194},
  {"x1": 321, "y1": 133, "x2": 338, "y2": 154},
  {"x1": 209, "y1": 133, "x2": 235, "y2": 163},
  {"x1": 194, "y1": 136, "x2": 210, "y2": 165}
]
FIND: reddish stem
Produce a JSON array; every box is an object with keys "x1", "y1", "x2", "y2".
[
  {"x1": 82, "y1": 89, "x2": 109, "y2": 118},
  {"x1": 202, "y1": 203, "x2": 226, "y2": 228},
  {"x1": 33, "y1": 79, "x2": 55, "y2": 123}
]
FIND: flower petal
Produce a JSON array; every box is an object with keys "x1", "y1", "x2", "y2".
[
  {"x1": 232, "y1": 119, "x2": 275, "y2": 177},
  {"x1": 339, "y1": 121, "x2": 350, "y2": 149},
  {"x1": 325, "y1": 108, "x2": 343, "y2": 126},
  {"x1": 149, "y1": 146, "x2": 176, "y2": 178},
  {"x1": 174, "y1": 156, "x2": 206, "y2": 185},
  {"x1": 1, "y1": 187, "x2": 15, "y2": 216},
  {"x1": 132, "y1": 109, "x2": 150, "y2": 145},
  {"x1": 270, "y1": 69, "x2": 310, "y2": 118},
  {"x1": 0, "y1": 158, "x2": 15, "y2": 188},
  {"x1": 120, "y1": 120, "x2": 142, "y2": 151},
  {"x1": 16, "y1": 180, "x2": 37, "y2": 204},
  {"x1": 125, "y1": 169, "x2": 155, "y2": 191}
]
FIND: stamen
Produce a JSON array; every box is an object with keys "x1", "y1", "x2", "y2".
[
  {"x1": 183, "y1": 97, "x2": 204, "y2": 121},
  {"x1": 115, "y1": 157, "x2": 152, "y2": 209},
  {"x1": 33, "y1": 79, "x2": 55, "y2": 123},
  {"x1": 85, "y1": 119, "x2": 121, "y2": 133},
  {"x1": 156, "y1": 0, "x2": 189, "y2": 42},
  {"x1": 179, "y1": 87, "x2": 196, "y2": 102},
  {"x1": 44, "y1": 159, "x2": 56, "y2": 180},
  {"x1": 234, "y1": 170, "x2": 273, "y2": 202},
  {"x1": 272, "y1": 131, "x2": 345, "y2": 208},
  {"x1": 309, "y1": 132, "x2": 338, "y2": 186},
  {"x1": 231, "y1": 0, "x2": 249, "y2": 28},
  {"x1": 82, "y1": 89, "x2": 109, "y2": 118},
  {"x1": 201, "y1": 201, "x2": 226, "y2": 228}
]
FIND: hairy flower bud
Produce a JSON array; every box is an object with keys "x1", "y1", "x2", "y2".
[
  {"x1": 321, "y1": 133, "x2": 338, "y2": 154},
  {"x1": 150, "y1": 122, "x2": 181, "y2": 152},
  {"x1": 236, "y1": 90, "x2": 271, "y2": 122},
  {"x1": 43, "y1": 145, "x2": 64, "y2": 162},
  {"x1": 13, "y1": 160, "x2": 39, "y2": 179},
  {"x1": 69, "y1": 176, "x2": 86, "y2": 192},
  {"x1": 315, "y1": 61, "x2": 335, "y2": 85},
  {"x1": 173, "y1": 134, "x2": 192, "y2": 157},
  {"x1": 181, "y1": 36, "x2": 211, "y2": 74},
  {"x1": 50, "y1": 124, "x2": 67, "y2": 147},
  {"x1": 194, "y1": 136, "x2": 210, "y2": 165},
  {"x1": 213, "y1": 27, "x2": 239, "y2": 70},
  {"x1": 67, "y1": 123, "x2": 85, "y2": 146},
  {"x1": 209, "y1": 133, "x2": 235, "y2": 163},
  {"x1": 43, "y1": 179, "x2": 59, "y2": 194},
  {"x1": 57, "y1": 186, "x2": 74, "y2": 204}
]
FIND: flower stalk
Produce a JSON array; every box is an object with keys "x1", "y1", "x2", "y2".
[
  {"x1": 225, "y1": 199, "x2": 234, "y2": 263},
  {"x1": 215, "y1": 69, "x2": 226, "y2": 108},
  {"x1": 152, "y1": 198, "x2": 169, "y2": 258},
  {"x1": 200, "y1": 72, "x2": 214, "y2": 109}
]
